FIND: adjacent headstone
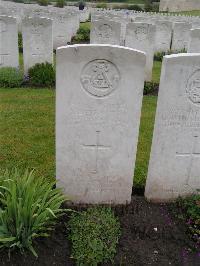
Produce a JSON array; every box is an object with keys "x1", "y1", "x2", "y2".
[
  {"x1": 125, "y1": 22, "x2": 156, "y2": 81},
  {"x1": 188, "y1": 28, "x2": 200, "y2": 53},
  {"x1": 90, "y1": 20, "x2": 121, "y2": 45},
  {"x1": 155, "y1": 20, "x2": 172, "y2": 52},
  {"x1": 22, "y1": 17, "x2": 53, "y2": 74},
  {"x1": 56, "y1": 44, "x2": 146, "y2": 204},
  {"x1": 171, "y1": 22, "x2": 192, "y2": 51},
  {"x1": 145, "y1": 54, "x2": 200, "y2": 202},
  {"x1": 53, "y1": 14, "x2": 78, "y2": 49},
  {"x1": 0, "y1": 15, "x2": 18, "y2": 68}
]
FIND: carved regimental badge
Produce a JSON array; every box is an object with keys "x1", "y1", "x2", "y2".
[
  {"x1": 186, "y1": 70, "x2": 200, "y2": 105},
  {"x1": 81, "y1": 59, "x2": 120, "y2": 98},
  {"x1": 95, "y1": 24, "x2": 113, "y2": 39},
  {"x1": 135, "y1": 26, "x2": 148, "y2": 41}
]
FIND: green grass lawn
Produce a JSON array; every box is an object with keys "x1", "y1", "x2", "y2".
[
  {"x1": 152, "y1": 60, "x2": 162, "y2": 83},
  {"x1": 0, "y1": 88, "x2": 55, "y2": 180},
  {"x1": 134, "y1": 96, "x2": 157, "y2": 188},
  {"x1": 0, "y1": 88, "x2": 157, "y2": 188}
]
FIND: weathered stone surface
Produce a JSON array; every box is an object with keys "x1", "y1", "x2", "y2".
[
  {"x1": 171, "y1": 22, "x2": 192, "y2": 51},
  {"x1": 0, "y1": 15, "x2": 18, "y2": 68},
  {"x1": 155, "y1": 20, "x2": 172, "y2": 52},
  {"x1": 56, "y1": 44, "x2": 146, "y2": 204},
  {"x1": 188, "y1": 28, "x2": 200, "y2": 53},
  {"x1": 90, "y1": 20, "x2": 121, "y2": 45},
  {"x1": 53, "y1": 13, "x2": 79, "y2": 49},
  {"x1": 22, "y1": 17, "x2": 53, "y2": 74},
  {"x1": 145, "y1": 54, "x2": 200, "y2": 202},
  {"x1": 125, "y1": 22, "x2": 155, "y2": 81}
]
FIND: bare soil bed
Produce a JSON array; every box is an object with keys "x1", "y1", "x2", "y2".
[{"x1": 0, "y1": 196, "x2": 199, "y2": 266}]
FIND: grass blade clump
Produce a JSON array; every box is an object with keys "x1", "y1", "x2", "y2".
[{"x1": 0, "y1": 169, "x2": 66, "y2": 256}]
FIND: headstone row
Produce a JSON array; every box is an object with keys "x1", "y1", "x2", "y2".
[{"x1": 56, "y1": 44, "x2": 200, "y2": 204}]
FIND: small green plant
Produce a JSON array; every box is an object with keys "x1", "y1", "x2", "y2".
[
  {"x1": 18, "y1": 32, "x2": 23, "y2": 53},
  {"x1": 0, "y1": 169, "x2": 66, "y2": 256},
  {"x1": 28, "y1": 62, "x2": 55, "y2": 87},
  {"x1": 68, "y1": 207, "x2": 121, "y2": 265},
  {"x1": 72, "y1": 23, "x2": 90, "y2": 44},
  {"x1": 37, "y1": 0, "x2": 49, "y2": 6},
  {"x1": 96, "y1": 3, "x2": 107, "y2": 9},
  {"x1": 128, "y1": 5, "x2": 144, "y2": 11},
  {"x1": 0, "y1": 67, "x2": 23, "y2": 88},
  {"x1": 144, "y1": 0, "x2": 159, "y2": 12},
  {"x1": 144, "y1": 81, "x2": 159, "y2": 95},
  {"x1": 154, "y1": 51, "x2": 167, "y2": 62},
  {"x1": 55, "y1": 0, "x2": 65, "y2": 8},
  {"x1": 154, "y1": 49, "x2": 187, "y2": 62},
  {"x1": 174, "y1": 195, "x2": 200, "y2": 250}
]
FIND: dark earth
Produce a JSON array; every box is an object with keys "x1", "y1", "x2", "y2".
[{"x1": 0, "y1": 195, "x2": 199, "y2": 266}]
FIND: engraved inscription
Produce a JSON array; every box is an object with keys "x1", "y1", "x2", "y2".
[
  {"x1": 186, "y1": 70, "x2": 200, "y2": 105},
  {"x1": 66, "y1": 103, "x2": 128, "y2": 127},
  {"x1": 176, "y1": 134, "x2": 200, "y2": 185},
  {"x1": 159, "y1": 107, "x2": 200, "y2": 128},
  {"x1": 135, "y1": 26, "x2": 148, "y2": 41},
  {"x1": 31, "y1": 23, "x2": 44, "y2": 35},
  {"x1": 82, "y1": 131, "x2": 111, "y2": 173},
  {"x1": 0, "y1": 20, "x2": 6, "y2": 33},
  {"x1": 95, "y1": 24, "x2": 112, "y2": 39},
  {"x1": 81, "y1": 59, "x2": 120, "y2": 98}
]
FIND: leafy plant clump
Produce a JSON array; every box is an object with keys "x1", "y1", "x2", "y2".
[
  {"x1": 55, "y1": 0, "x2": 65, "y2": 8},
  {"x1": 144, "y1": 81, "x2": 159, "y2": 95},
  {"x1": 154, "y1": 49, "x2": 187, "y2": 62},
  {"x1": 28, "y1": 62, "x2": 55, "y2": 87},
  {"x1": 68, "y1": 207, "x2": 121, "y2": 265},
  {"x1": 37, "y1": 0, "x2": 49, "y2": 6},
  {"x1": 96, "y1": 3, "x2": 107, "y2": 9},
  {"x1": 174, "y1": 195, "x2": 200, "y2": 250},
  {"x1": 72, "y1": 23, "x2": 90, "y2": 44},
  {"x1": 0, "y1": 169, "x2": 66, "y2": 256},
  {"x1": 0, "y1": 67, "x2": 23, "y2": 88},
  {"x1": 18, "y1": 32, "x2": 23, "y2": 53}
]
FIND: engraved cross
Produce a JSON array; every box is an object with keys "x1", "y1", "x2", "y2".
[
  {"x1": 176, "y1": 134, "x2": 200, "y2": 185},
  {"x1": 82, "y1": 131, "x2": 110, "y2": 174}
]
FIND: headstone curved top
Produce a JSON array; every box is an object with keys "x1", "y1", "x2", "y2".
[
  {"x1": 22, "y1": 16, "x2": 53, "y2": 74},
  {"x1": 125, "y1": 22, "x2": 156, "y2": 81},
  {"x1": 90, "y1": 20, "x2": 121, "y2": 45}
]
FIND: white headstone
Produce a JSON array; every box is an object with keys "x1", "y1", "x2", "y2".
[
  {"x1": 22, "y1": 17, "x2": 53, "y2": 74},
  {"x1": 125, "y1": 22, "x2": 156, "y2": 81},
  {"x1": 56, "y1": 44, "x2": 146, "y2": 204},
  {"x1": 188, "y1": 28, "x2": 200, "y2": 53},
  {"x1": 53, "y1": 14, "x2": 78, "y2": 49},
  {"x1": 171, "y1": 22, "x2": 192, "y2": 51},
  {"x1": 90, "y1": 20, "x2": 121, "y2": 45},
  {"x1": 0, "y1": 15, "x2": 18, "y2": 68},
  {"x1": 155, "y1": 20, "x2": 172, "y2": 52},
  {"x1": 145, "y1": 54, "x2": 200, "y2": 202}
]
